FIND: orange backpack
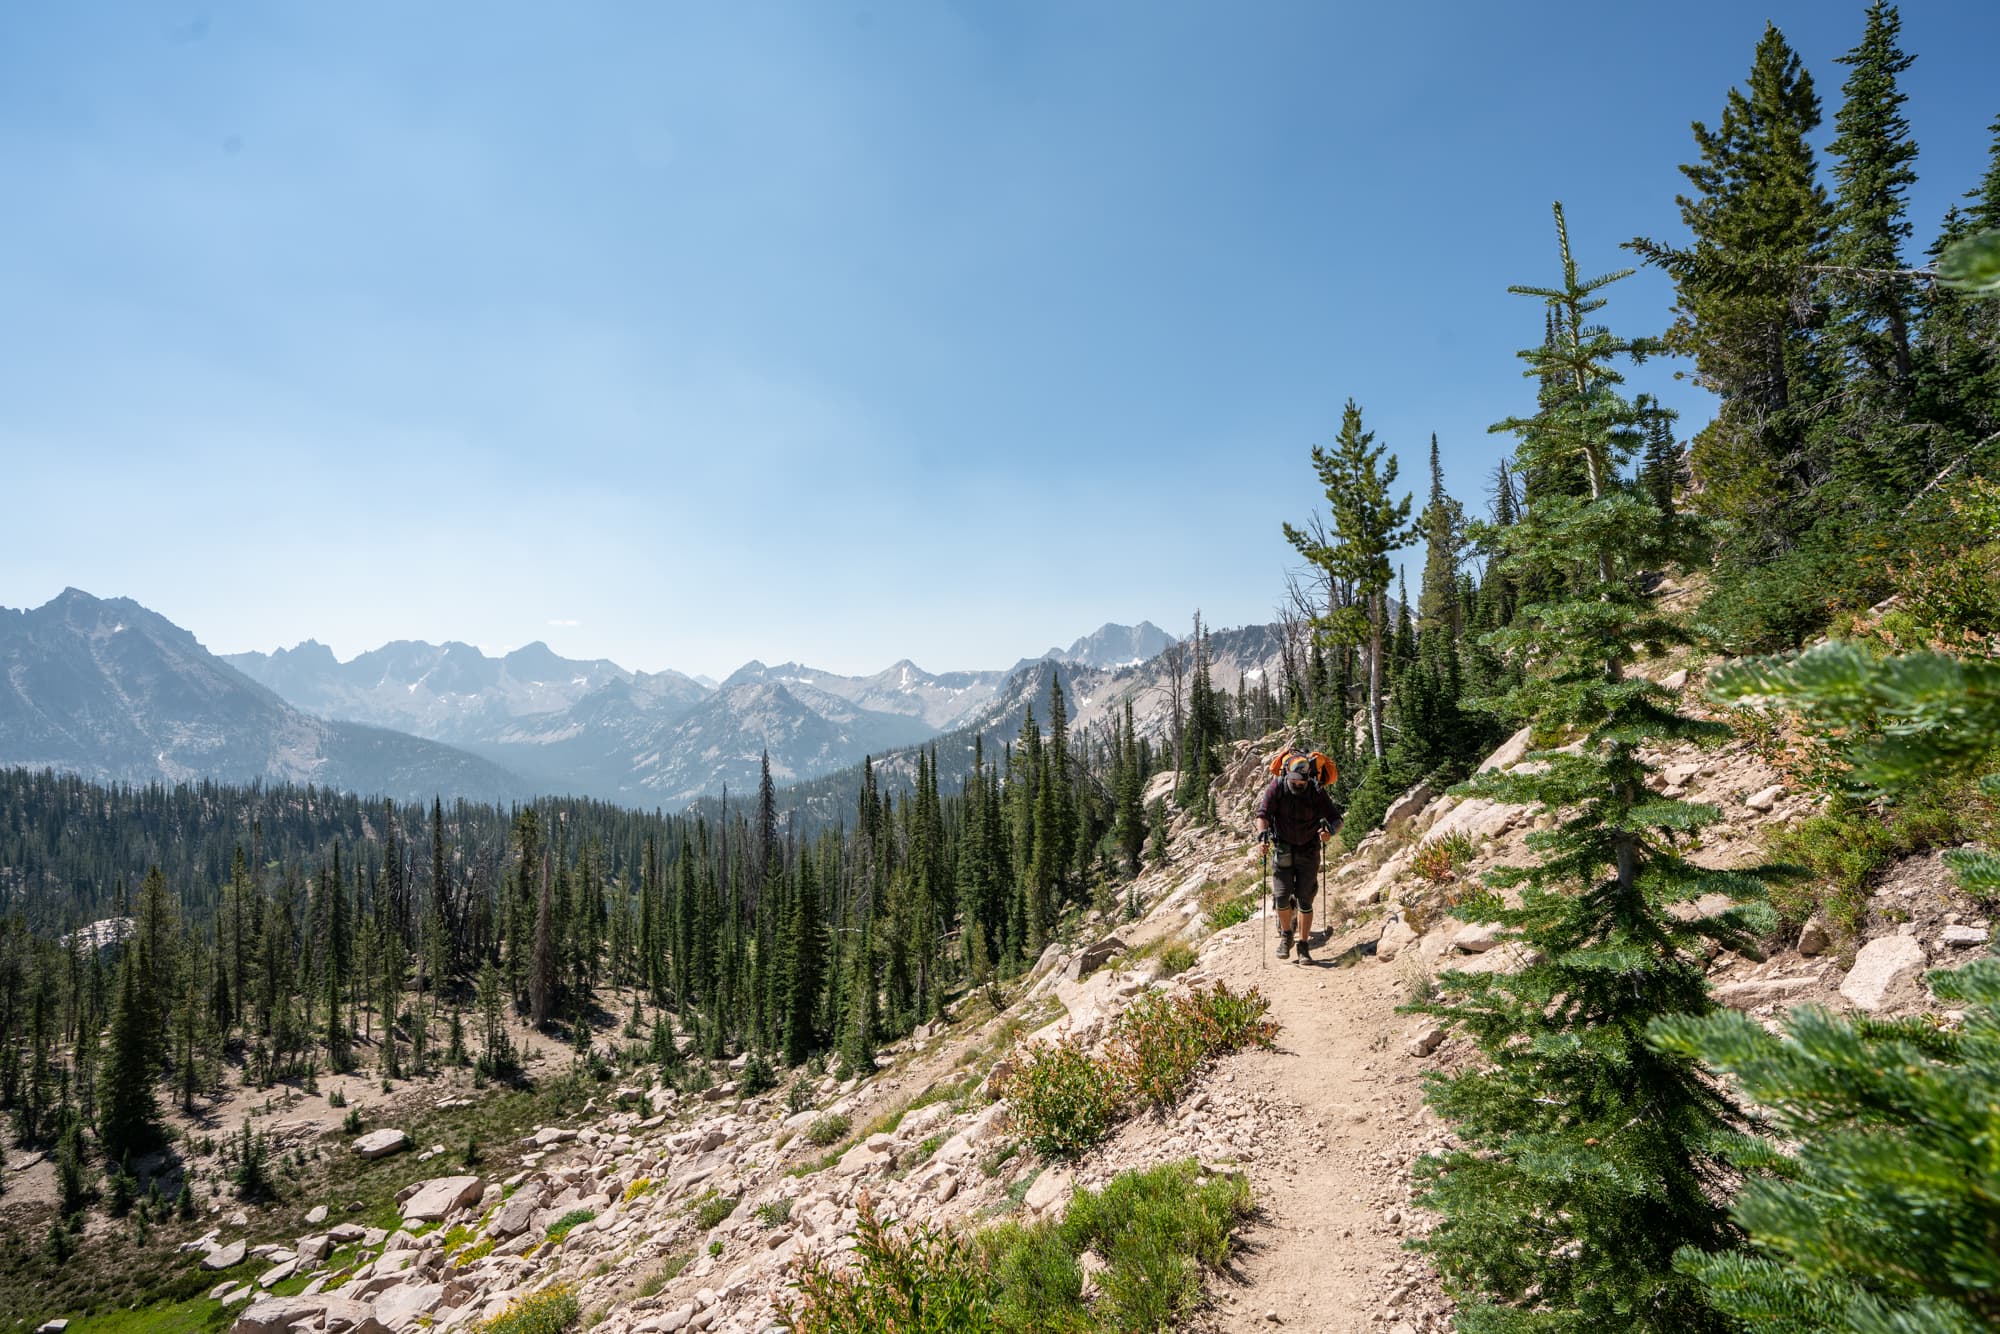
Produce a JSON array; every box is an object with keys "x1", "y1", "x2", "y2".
[{"x1": 1267, "y1": 747, "x2": 1336, "y2": 788}]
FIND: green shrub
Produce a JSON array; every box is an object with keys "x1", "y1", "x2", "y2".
[
  {"x1": 781, "y1": 1197, "x2": 994, "y2": 1334},
  {"x1": 622, "y1": 1177, "x2": 655, "y2": 1205},
  {"x1": 1056, "y1": 1160, "x2": 1252, "y2": 1331},
  {"x1": 991, "y1": 1037, "x2": 1128, "y2": 1161},
  {"x1": 996, "y1": 983, "x2": 1279, "y2": 1159},
  {"x1": 755, "y1": 1198, "x2": 794, "y2": 1229},
  {"x1": 544, "y1": 1209, "x2": 596, "y2": 1244},
  {"x1": 476, "y1": 1284, "x2": 580, "y2": 1334},
  {"x1": 978, "y1": 1221, "x2": 1089, "y2": 1333},
  {"x1": 803, "y1": 1114, "x2": 849, "y2": 1148},
  {"x1": 781, "y1": 1160, "x2": 1252, "y2": 1334},
  {"x1": 1107, "y1": 983, "x2": 1279, "y2": 1112}
]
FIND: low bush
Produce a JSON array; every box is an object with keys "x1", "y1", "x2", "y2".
[
  {"x1": 755, "y1": 1198, "x2": 794, "y2": 1229},
  {"x1": 781, "y1": 1197, "x2": 992, "y2": 1334},
  {"x1": 622, "y1": 1177, "x2": 655, "y2": 1205},
  {"x1": 996, "y1": 983, "x2": 1277, "y2": 1158},
  {"x1": 779, "y1": 1160, "x2": 1252, "y2": 1334},
  {"x1": 1412, "y1": 831, "x2": 1477, "y2": 884},
  {"x1": 477, "y1": 1284, "x2": 580, "y2": 1334},
  {"x1": 1156, "y1": 942, "x2": 1196, "y2": 978},
  {"x1": 991, "y1": 1037, "x2": 1127, "y2": 1161}
]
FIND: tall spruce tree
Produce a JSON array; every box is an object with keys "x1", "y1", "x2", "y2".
[
  {"x1": 1631, "y1": 23, "x2": 1831, "y2": 565},
  {"x1": 1413, "y1": 205, "x2": 1783, "y2": 1332},
  {"x1": 1826, "y1": 1, "x2": 1925, "y2": 494}
]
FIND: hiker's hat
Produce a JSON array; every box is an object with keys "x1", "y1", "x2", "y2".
[{"x1": 1285, "y1": 756, "x2": 1313, "y2": 786}]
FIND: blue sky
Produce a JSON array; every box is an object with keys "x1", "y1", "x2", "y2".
[{"x1": 3, "y1": 2, "x2": 1997, "y2": 678}]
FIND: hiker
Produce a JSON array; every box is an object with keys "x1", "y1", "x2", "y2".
[{"x1": 1255, "y1": 755, "x2": 1343, "y2": 962}]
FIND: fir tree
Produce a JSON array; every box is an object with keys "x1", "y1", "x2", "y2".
[
  {"x1": 1414, "y1": 205, "x2": 1784, "y2": 1332},
  {"x1": 1659, "y1": 643, "x2": 2000, "y2": 1330}
]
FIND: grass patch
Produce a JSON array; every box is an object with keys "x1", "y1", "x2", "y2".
[
  {"x1": 755, "y1": 1198, "x2": 795, "y2": 1229},
  {"x1": 442, "y1": 1223, "x2": 476, "y2": 1255},
  {"x1": 802, "y1": 1114, "x2": 849, "y2": 1148},
  {"x1": 1771, "y1": 778, "x2": 1998, "y2": 938},
  {"x1": 476, "y1": 1283, "x2": 580, "y2": 1334},
  {"x1": 1157, "y1": 942, "x2": 1197, "y2": 978},
  {"x1": 780, "y1": 1159, "x2": 1251, "y2": 1333},
  {"x1": 1199, "y1": 875, "x2": 1257, "y2": 930},
  {"x1": 544, "y1": 1208, "x2": 597, "y2": 1244},
  {"x1": 637, "y1": 1252, "x2": 692, "y2": 1297},
  {"x1": 690, "y1": 1191, "x2": 739, "y2": 1231}
]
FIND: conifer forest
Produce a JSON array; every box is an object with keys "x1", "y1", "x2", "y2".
[{"x1": 6, "y1": 6, "x2": 2000, "y2": 1333}]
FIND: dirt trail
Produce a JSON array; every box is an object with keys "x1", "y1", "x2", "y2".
[{"x1": 1194, "y1": 864, "x2": 1454, "y2": 1334}]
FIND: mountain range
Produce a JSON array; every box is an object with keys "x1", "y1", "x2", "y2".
[
  {"x1": 0, "y1": 590, "x2": 525, "y2": 801},
  {"x1": 2, "y1": 591, "x2": 1220, "y2": 806}
]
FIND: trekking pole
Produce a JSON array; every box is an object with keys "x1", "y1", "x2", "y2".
[{"x1": 1260, "y1": 843, "x2": 1269, "y2": 972}]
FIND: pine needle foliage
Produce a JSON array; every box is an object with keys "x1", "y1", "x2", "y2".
[{"x1": 1410, "y1": 204, "x2": 1785, "y2": 1334}]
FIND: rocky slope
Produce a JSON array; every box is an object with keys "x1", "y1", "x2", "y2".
[{"x1": 149, "y1": 686, "x2": 1990, "y2": 1334}]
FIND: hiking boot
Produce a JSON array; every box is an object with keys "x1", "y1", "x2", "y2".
[
  {"x1": 1276, "y1": 932, "x2": 1293, "y2": 959},
  {"x1": 1296, "y1": 940, "x2": 1314, "y2": 964}
]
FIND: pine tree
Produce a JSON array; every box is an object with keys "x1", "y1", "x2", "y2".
[
  {"x1": 1413, "y1": 205, "x2": 1784, "y2": 1332},
  {"x1": 97, "y1": 947, "x2": 163, "y2": 1166}
]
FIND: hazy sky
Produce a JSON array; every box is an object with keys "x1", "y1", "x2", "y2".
[{"x1": 3, "y1": 2, "x2": 1997, "y2": 678}]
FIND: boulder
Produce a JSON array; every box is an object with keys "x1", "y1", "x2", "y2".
[
  {"x1": 1941, "y1": 924, "x2": 1990, "y2": 948},
  {"x1": 1797, "y1": 915, "x2": 1831, "y2": 957},
  {"x1": 488, "y1": 1183, "x2": 544, "y2": 1238},
  {"x1": 1451, "y1": 922, "x2": 1502, "y2": 954},
  {"x1": 1374, "y1": 916, "x2": 1419, "y2": 963},
  {"x1": 1840, "y1": 936, "x2": 1929, "y2": 1012},
  {"x1": 304, "y1": 1205, "x2": 329, "y2": 1225},
  {"x1": 203, "y1": 1240, "x2": 248, "y2": 1270},
  {"x1": 1066, "y1": 935, "x2": 1126, "y2": 983},
  {"x1": 1406, "y1": 1023, "x2": 1446, "y2": 1057},
  {"x1": 399, "y1": 1176, "x2": 483, "y2": 1224},
  {"x1": 353, "y1": 1129, "x2": 411, "y2": 1160},
  {"x1": 1023, "y1": 1168, "x2": 1073, "y2": 1214},
  {"x1": 1714, "y1": 976, "x2": 1820, "y2": 1011},
  {"x1": 1383, "y1": 783, "x2": 1434, "y2": 834},
  {"x1": 1745, "y1": 784, "x2": 1785, "y2": 813},
  {"x1": 1476, "y1": 727, "x2": 1534, "y2": 773},
  {"x1": 371, "y1": 1281, "x2": 446, "y2": 1331},
  {"x1": 231, "y1": 1296, "x2": 384, "y2": 1334}
]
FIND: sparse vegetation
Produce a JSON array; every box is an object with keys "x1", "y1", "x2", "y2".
[
  {"x1": 995, "y1": 983, "x2": 1277, "y2": 1159},
  {"x1": 476, "y1": 1284, "x2": 580, "y2": 1334},
  {"x1": 803, "y1": 1113, "x2": 850, "y2": 1148}
]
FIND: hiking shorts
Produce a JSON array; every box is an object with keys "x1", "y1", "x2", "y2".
[{"x1": 1271, "y1": 849, "x2": 1319, "y2": 913}]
